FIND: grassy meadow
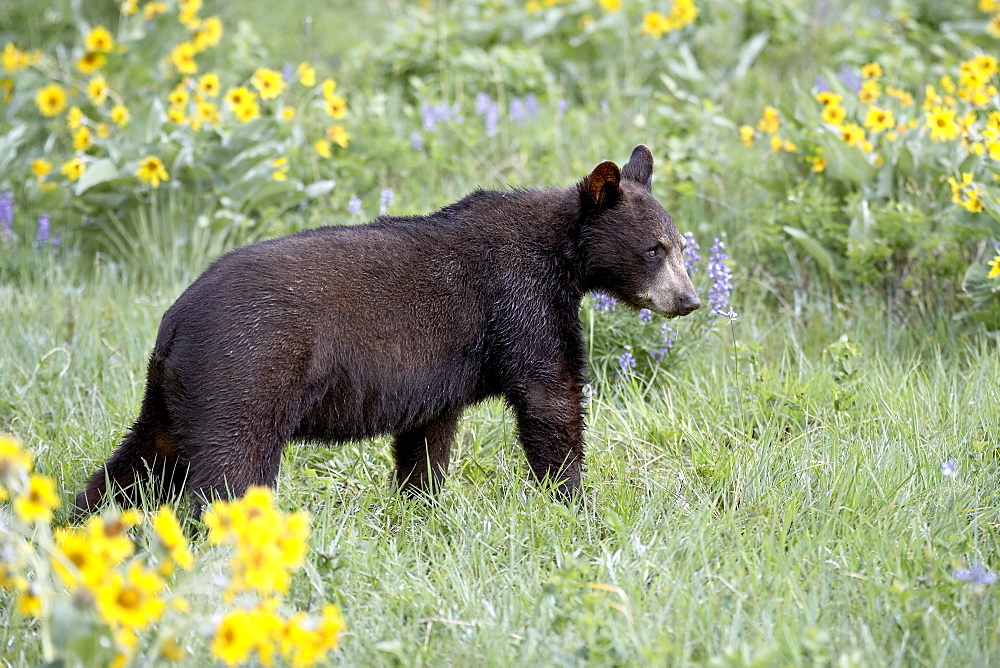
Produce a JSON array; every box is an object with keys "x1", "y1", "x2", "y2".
[{"x1": 2, "y1": 0, "x2": 1000, "y2": 665}]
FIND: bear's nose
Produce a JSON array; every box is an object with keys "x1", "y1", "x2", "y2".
[{"x1": 677, "y1": 292, "x2": 700, "y2": 315}]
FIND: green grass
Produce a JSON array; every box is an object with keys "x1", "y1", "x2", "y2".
[
  {"x1": 2, "y1": 251, "x2": 997, "y2": 665},
  {"x1": 3, "y1": 0, "x2": 1000, "y2": 664}
]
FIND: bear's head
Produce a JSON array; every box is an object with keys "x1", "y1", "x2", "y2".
[{"x1": 579, "y1": 144, "x2": 701, "y2": 318}]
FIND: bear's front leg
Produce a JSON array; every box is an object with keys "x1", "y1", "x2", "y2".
[{"x1": 508, "y1": 378, "x2": 585, "y2": 500}]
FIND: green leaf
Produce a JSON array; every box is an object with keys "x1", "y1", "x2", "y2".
[
  {"x1": 814, "y1": 134, "x2": 877, "y2": 184},
  {"x1": 961, "y1": 261, "x2": 998, "y2": 297},
  {"x1": 783, "y1": 226, "x2": 840, "y2": 280},
  {"x1": 74, "y1": 159, "x2": 122, "y2": 195},
  {"x1": 304, "y1": 179, "x2": 337, "y2": 198}
]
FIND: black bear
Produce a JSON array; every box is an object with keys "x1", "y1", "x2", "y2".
[{"x1": 75, "y1": 144, "x2": 700, "y2": 516}]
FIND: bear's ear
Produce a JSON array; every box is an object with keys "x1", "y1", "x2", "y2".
[
  {"x1": 583, "y1": 160, "x2": 622, "y2": 209},
  {"x1": 621, "y1": 144, "x2": 654, "y2": 190}
]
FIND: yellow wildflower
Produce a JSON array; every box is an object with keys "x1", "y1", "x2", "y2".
[
  {"x1": 858, "y1": 80, "x2": 880, "y2": 104},
  {"x1": 166, "y1": 106, "x2": 186, "y2": 124},
  {"x1": 821, "y1": 103, "x2": 846, "y2": 126},
  {"x1": 321, "y1": 78, "x2": 337, "y2": 101},
  {"x1": 324, "y1": 94, "x2": 347, "y2": 119},
  {"x1": 297, "y1": 61, "x2": 316, "y2": 87},
  {"x1": 232, "y1": 98, "x2": 260, "y2": 123},
  {"x1": 0, "y1": 434, "x2": 32, "y2": 486},
  {"x1": 152, "y1": 506, "x2": 193, "y2": 570},
  {"x1": 769, "y1": 135, "x2": 783, "y2": 153},
  {"x1": 864, "y1": 106, "x2": 895, "y2": 133},
  {"x1": 84, "y1": 26, "x2": 115, "y2": 53},
  {"x1": 144, "y1": 1, "x2": 168, "y2": 20},
  {"x1": 36, "y1": 83, "x2": 67, "y2": 117},
  {"x1": 111, "y1": 104, "x2": 130, "y2": 126},
  {"x1": 136, "y1": 155, "x2": 169, "y2": 187},
  {"x1": 251, "y1": 67, "x2": 286, "y2": 100},
  {"x1": 198, "y1": 72, "x2": 220, "y2": 96},
  {"x1": 526, "y1": 0, "x2": 541, "y2": 13},
  {"x1": 212, "y1": 610, "x2": 255, "y2": 666},
  {"x1": 271, "y1": 157, "x2": 289, "y2": 182},
  {"x1": 840, "y1": 123, "x2": 865, "y2": 147},
  {"x1": 2, "y1": 43, "x2": 30, "y2": 73},
  {"x1": 641, "y1": 11, "x2": 672, "y2": 38},
  {"x1": 815, "y1": 91, "x2": 843, "y2": 107},
  {"x1": 15, "y1": 578, "x2": 41, "y2": 617},
  {"x1": 53, "y1": 526, "x2": 106, "y2": 587},
  {"x1": 31, "y1": 158, "x2": 52, "y2": 180},
  {"x1": 121, "y1": 0, "x2": 138, "y2": 16},
  {"x1": 73, "y1": 126, "x2": 93, "y2": 151},
  {"x1": 738, "y1": 124, "x2": 754, "y2": 147},
  {"x1": 169, "y1": 87, "x2": 190, "y2": 108},
  {"x1": 315, "y1": 139, "x2": 331, "y2": 158},
  {"x1": 327, "y1": 124, "x2": 349, "y2": 147},
  {"x1": 225, "y1": 86, "x2": 253, "y2": 108},
  {"x1": 169, "y1": 42, "x2": 198, "y2": 75},
  {"x1": 97, "y1": 562, "x2": 166, "y2": 631},
  {"x1": 280, "y1": 106, "x2": 296, "y2": 122},
  {"x1": 14, "y1": 474, "x2": 60, "y2": 524},
  {"x1": 76, "y1": 51, "x2": 106, "y2": 74},
  {"x1": 989, "y1": 14, "x2": 1000, "y2": 38},
  {"x1": 926, "y1": 105, "x2": 959, "y2": 141},
  {"x1": 67, "y1": 106, "x2": 84, "y2": 130},
  {"x1": 861, "y1": 62, "x2": 883, "y2": 79},
  {"x1": 987, "y1": 255, "x2": 1000, "y2": 279},
  {"x1": 87, "y1": 75, "x2": 108, "y2": 106},
  {"x1": 193, "y1": 17, "x2": 223, "y2": 50},
  {"x1": 61, "y1": 156, "x2": 86, "y2": 182},
  {"x1": 757, "y1": 106, "x2": 780, "y2": 134},
  {"x1": 807, "y1": 153, "x2": 826, "y2": 173},
  {"x1": 598, "y1": 0, "x2": 622, "y2": 10}
]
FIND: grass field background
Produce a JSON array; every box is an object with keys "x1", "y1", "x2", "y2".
[{"x1": 2, "y1": 0, "x2": 999, "y2": 665}]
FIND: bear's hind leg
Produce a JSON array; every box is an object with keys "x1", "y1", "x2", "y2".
[
  {"x1": 393, "y1": 408, "x2": 462, "y2": 496},
  {"x1": 182, "y1": 430, "x2": 287, "y2": 516}
]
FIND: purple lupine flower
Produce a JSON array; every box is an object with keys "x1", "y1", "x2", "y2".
[
  {"x1": 991, "y1": 238, "x2": 1000, "y2": 254},
  {"x1": 410, "y1": 131, "x2": 424, "y2": 152},
  {"x1": 814, "y1": 74, "x2": 829, "y2": 93},
  {"x1": 941, "y1": 458, "x2": 957, "y2": 478},
  {"x1": 421, "y1": 102, "x2": 439, "y2": 131},
  {"x1": 524, "y1": 93, "x2": 539, "y2": 119},
  {"x1": 618, "y1": 345, "x2": 636, "y2": 377},
  {"x1": 475, "y1": 92, "x2": 492, "y2": 115},
  {"x1": 592, "y1": 291, "x2": 617, "y2": 311},
  {"x1": 655, "y1": 324, "x2": 677, "y2": 361},
  {"x1": 600, "y1": 99, "x2": 609, "y2": 113},
  {"x1": 282, "y1": 63, "x2": 295, "y2": 82},
  {"x1": 509, "y1": 97, "x2": 525, "y2": 124},
  {"x1": 638, "y1": 308, "x2": 653, "y2": 323},
  {"x1": 348, "y1": 195, "x2": 362, "y2": 216},
  {"x1": 35, "y1": 214, "x2": 50, "y2": 246},
  {"x1": 484, "y1": 101, "x2": 500, "y2": 138},
  {"x1": 379, "y1": 187, "x2": 394, "y2": 215},
  {"x1": 557, "y1": 98, "x2": 569, "y2": 118},
  {"x1": 953, "y1": 562, "x2": 996, "y2": 586},
  {"x1": 451, "y1": 102, "x2": 464, "y2": 124},
  {"x1": 0, "y1": 192, "x2": 13, "y2": 239},
  {"x1": 682, "y1": 231, "x2": 701, "y2": 276},
  {"x1": 707, "y1": 238, "x2": 733, "y2": 314},
  {"x1": 837, "y1": 66, "x2": 861, "y2": 94}
]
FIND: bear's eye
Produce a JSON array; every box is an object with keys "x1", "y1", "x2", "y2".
[{"x1": 645, "y1": 247, "x2": 658, "y2": 258}]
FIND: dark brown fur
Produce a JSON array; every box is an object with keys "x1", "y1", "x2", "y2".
[{"x1": 75, "y1": 145, "x2": 700, "y2": 516}]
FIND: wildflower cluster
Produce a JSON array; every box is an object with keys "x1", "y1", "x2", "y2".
[
  {"x1": 0, "y1": 434, "x2": 345, "y2": 666},
  {"x1": 523, "y1": 0, "x2": 696, "y2": 38},
  {"x1": 1, "y1": 0, "x2": 350, "y2": 247},
  {"x1": 741, "y1": 50, "x2": 1000, "y2": 315},
  {"x1": 203, "y1": 487, "x2": 345, "y2": 666}
]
